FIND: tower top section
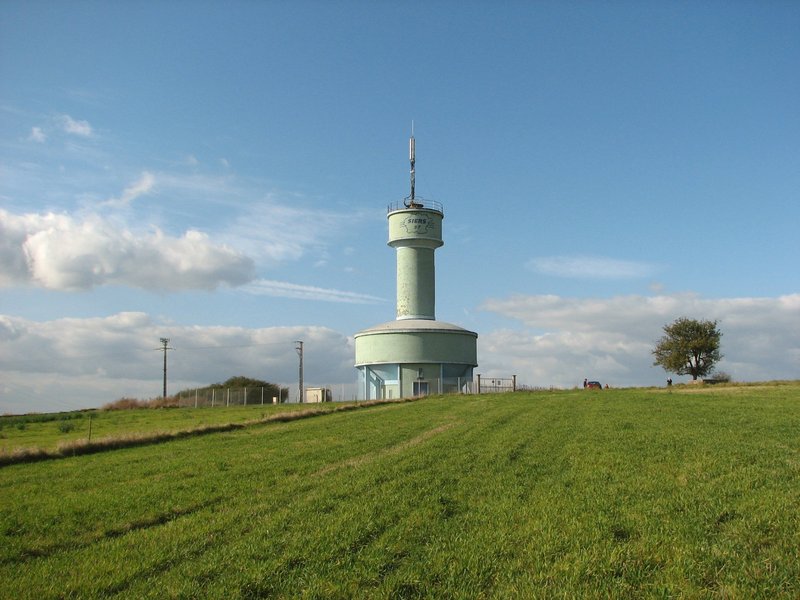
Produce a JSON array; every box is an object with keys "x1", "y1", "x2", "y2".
[
  {"x1": 397, "y1": 127, "x2": 443, "y2": 215},
  {"x1": 387, "y1": 205, "x2": 443, "y2": 249}
]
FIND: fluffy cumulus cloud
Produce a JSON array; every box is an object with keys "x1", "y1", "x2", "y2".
[
  {"x1": 0, "y1": 209, "x2": 254, "y2": 291},
  {"x1": 0, "y1": 313, "x2": 356, "y2": 413},
  {"x1": 479, "y1": 293, "x2": 800, "y2": 388}
]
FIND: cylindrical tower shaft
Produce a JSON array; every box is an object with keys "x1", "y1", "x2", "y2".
[
  {"x1": 396, "y1": 246, "x2": 435, "y2": 319},
  {"x1": 387, "y1": 204, "x2": 443, "y2": 321}
]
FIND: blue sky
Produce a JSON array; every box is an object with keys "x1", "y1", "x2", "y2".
[{"x1": 1, "y1": 1, "x2": 798, "y2": 412}]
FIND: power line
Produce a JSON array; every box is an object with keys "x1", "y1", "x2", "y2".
[
  {"x1": 175, "y1": 340, "x2": 300, "y2": 351},
  {"x1": 157, "y1": 338, "x2": 174, "y2": 398},
  {"x1": 295, "y1": 340, "x2": 304, "y2": 403}
]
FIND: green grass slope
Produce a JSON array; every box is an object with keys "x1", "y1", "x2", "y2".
[
  {"x1": 0, "y1": 403, "x2": 334, "y2": 455},
  {"x1": 1, "y1": 384, "x2": 799, "y2": 598}
]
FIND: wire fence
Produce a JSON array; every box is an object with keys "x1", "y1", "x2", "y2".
[
  {"x1": 360, "y1": 375, "x2": 522, "y2": 400},
  {"x1": 172, "y1": 385, "x2": 360, "y2": 407},
  {"x1": 475, "y1": 375, "x2": 517, "y2": 394},
  {"x1": 174, "y1": 387, "x2": 287, "y2": 408},
  {"x1": 170, "y1": 377, "x2": 523, "y2": 407}
]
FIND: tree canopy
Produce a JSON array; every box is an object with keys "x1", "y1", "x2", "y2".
[{"x1": 652, "y1": 317, "x2": 723, "y2": 380}]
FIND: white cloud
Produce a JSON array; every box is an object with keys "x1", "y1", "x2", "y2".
[
  {"x1": 479, "y1": 293, "x2": 800, "y2": 387},
  {"x1": 225, "y1": 196, "x2": 374, "y2": 267},
  {"x1": 527, "y1": 255, "x2": 657, "y2": 279},
  {"x1": 60, "y1": 114, "x2": 93, "y2": 137},
  {"x1": 28, "y1": 127, "x2": 46, "y2": 143},
  {"x1": 103, "y1": 171, "x2": 155, "y2": 207},
  {"x1": 154, "y1": 171, "x2": 241, "y2": 202},
  {"x1": 0, "y1": 208, "x2": 254, "y2": 291},
  {"x1": 0, "y1": 212, "x2": 33, "y2": 286},
  {"x1": 244, "y1": 279, "x2": 385, "y2": 304},
  {"x1": 0, "y1": 312, "x2": 356, "y2": 412},
  {"x1": 0, "y1": 162, "x2": 368, "y2": 290}
]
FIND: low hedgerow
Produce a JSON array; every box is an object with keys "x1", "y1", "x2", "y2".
[{"x1": 102, "y1": 397, "x2": 181, "y2": 410}]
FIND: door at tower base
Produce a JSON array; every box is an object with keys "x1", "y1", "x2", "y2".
[{"x1": 356, "y1": 363, "x2": 474, "y2": 400}]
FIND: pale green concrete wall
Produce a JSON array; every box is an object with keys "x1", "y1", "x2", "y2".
[
  {"x1": 388, "y1": 208, "x2": 443, "y2": 320},
  {"x1": 396, "y1": 247, "x2": 435, "y2": 319},
  {"x1": 387, "y1": 208, "x2": 443, "y2": 247},
  {"x1": 401, "y1": 364, "x2": 439, "y2": 396},
  {"x1": 354, "y1": 329, "x2": 477, "y2": 366}
]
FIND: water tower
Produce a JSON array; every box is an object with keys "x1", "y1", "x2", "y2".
[{"x1": 354, "y1": 132, "x2": 478, "y2": 399}]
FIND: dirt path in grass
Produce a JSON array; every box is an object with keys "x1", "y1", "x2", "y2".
[{"x1": 313, "y1": 420, "x2": 460, "y2": 477}]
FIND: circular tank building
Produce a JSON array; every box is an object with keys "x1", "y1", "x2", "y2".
[{"x1": 354, "y1": 135, "x2": 477, "y2": 399}]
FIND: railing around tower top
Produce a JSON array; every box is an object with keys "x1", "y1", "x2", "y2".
[{"x1": 387, "y1": 198, "x2": 443, "y2": 215}]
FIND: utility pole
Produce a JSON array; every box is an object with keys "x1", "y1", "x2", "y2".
[
  {"x1": 295, "y1": 340, "x2": 304, "y2": 403},
  {"x1": 159, "y1": 338, "x2": 173, "y2": 398}
]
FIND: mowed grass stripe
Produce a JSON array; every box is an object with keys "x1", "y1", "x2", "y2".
[
  {"x1": 1, "y1": 403, "x2": 312, "y2": 453},
  {"x1": 0, "y1": 399, "x2": 419, "y2": 465},
  {"x1": 1, "y1": 386, "x2": 798, "y2": 598}
]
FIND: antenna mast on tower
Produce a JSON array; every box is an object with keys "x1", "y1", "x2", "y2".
[
  {"x1": 409, "y1": 121, "x2": 415, "y2": 201},
  {"x1": 405, "y1": 122, "x2": 419, "y2": 207}
]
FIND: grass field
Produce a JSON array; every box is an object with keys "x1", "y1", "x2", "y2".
[
  {"x1": 0, "y1": 402, "x2": 347, "y2": 455},
  {"x1": 1, "y1": 383, "x2": 799, "y2": 598}
]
